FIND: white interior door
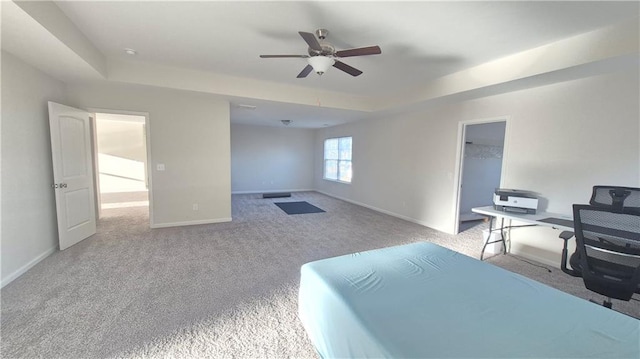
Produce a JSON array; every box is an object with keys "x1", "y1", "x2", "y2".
[{"x1": 48, "y1": 102, "x2": 97, "y2": 250}]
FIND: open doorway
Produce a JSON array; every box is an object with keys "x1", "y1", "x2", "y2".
[
  {"x1": 455, "y1": 120, "x2": 507, "y2": 233},
  {"x1": 95, "y1": 113, "x2": 149, "y2": 213}
]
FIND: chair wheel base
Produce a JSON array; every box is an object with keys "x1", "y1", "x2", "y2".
[{"x1": 589, "y1": 298, "x2": 613, "y2": 309}]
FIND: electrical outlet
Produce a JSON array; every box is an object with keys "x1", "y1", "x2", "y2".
[
  {"x1": 157, "y1": 163, "x2": 165, "y2": 171},
  {"x1": 192, "y1": 204, "x2": 199, "y2": 211}
]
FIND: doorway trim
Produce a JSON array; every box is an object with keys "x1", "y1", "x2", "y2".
[
  {"x1": 87, "y1": 107, "x2": 154, "y2": 228},
  {"x1": 452, "y1": 116, "x2": 510, "y2": 234}
]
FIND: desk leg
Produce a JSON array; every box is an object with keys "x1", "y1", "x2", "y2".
[
  {"x1": 500, "y1": 217, "x2": 507, "y2": 255},
  {"x1": 480, "y1": 216, "x2": 508, "y2": 260},
  {"x1": 480, "y1": 216, "x2": 495, "y2": 261}
]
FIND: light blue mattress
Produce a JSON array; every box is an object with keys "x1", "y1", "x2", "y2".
[{"x1": 298, "y1": 242, "x2": 640, "y2": 358}]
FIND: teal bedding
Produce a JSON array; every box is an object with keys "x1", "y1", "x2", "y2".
[{"x1": 298, "y1": 242, "x2": 640, "y2": 358}]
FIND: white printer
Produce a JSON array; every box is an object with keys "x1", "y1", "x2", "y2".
[{"x1": 493, "y1": 189, "x2": 538, "y2": 214}]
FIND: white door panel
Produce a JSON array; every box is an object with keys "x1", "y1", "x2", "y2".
[
  {"x1": 48, "y1": 102, "x2": 96, "y2": 250},
  {"x1": 65, "y1": 188, "x2": 91, "y2": 227},
  {"x1": 59, "y1": 116, "x2": 88, "y2": 177}
]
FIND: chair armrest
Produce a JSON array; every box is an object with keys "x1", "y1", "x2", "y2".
[
  {"x1": 559, "y1": 231, "x2": 581, "y2": 277},
  {"x1": 559, "y1": 231, "x2": 574, "y2": 240}
]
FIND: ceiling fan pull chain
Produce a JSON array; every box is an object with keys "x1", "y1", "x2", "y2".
[{"x1": 316, "y1": 78, "x2": 323, "y2": 107}]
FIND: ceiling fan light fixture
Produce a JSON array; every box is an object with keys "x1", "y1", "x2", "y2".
[{"x1": 308, "y1": 56, "x2": 335, "y2": 75}]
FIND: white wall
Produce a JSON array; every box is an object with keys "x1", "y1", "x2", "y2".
[
  {"x1": 315, "y1": 70, "x2": 639, "y2": 266},
  {"x1": 96, "y1": 115, "x2": 146, "y2": 163},
  {"x1": 1, "y1": 51, "x2": 68, "y2": 286},
  {"x1": 96, "y1": 115, "x2": 148, "y2": 193},
  {"x1": 231, "y1": 124, "x2": 314, "y2": 193},
  {"x1": 66, "y1": 82, "x2": 231, "y2": 227}
]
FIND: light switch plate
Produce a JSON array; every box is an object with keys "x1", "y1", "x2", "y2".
[{"x1": 157, "y1": 163, "x2": 165, "y2": 171}]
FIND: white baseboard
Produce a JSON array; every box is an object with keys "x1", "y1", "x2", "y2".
[
  {"x1": 232, "y1": 189, "x2": 314, "y2": 195},
  {"x1": 1, "y1": 246, "x2": 57, "y2": 288},
  {"x1": 315, "y1": 190, "x2": 448, "y2": 234},
  {"x1": 151, "y1": 217, "x2": 232, "y2": 229}
]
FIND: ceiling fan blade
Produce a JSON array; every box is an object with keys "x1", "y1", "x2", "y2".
[
  {"x1": 260, "y1": 55, "x2": 309, "y2": 58},
  {"x1": 297, "y1": 64, "x2": 314, "y2": 78},
  {"x1": 298, "y1": 31, "x2": 322, "y2": 52},
  {"x1": 333, "y1": 60, "x2": 363, "y2": 77},
  {"x1": 335, "y1": 46, "x2": 382, "y2": 58}
]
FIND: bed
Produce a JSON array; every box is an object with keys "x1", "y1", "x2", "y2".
[{"x1": 298, "y1": 242, "x2": 640, "y2": 358}]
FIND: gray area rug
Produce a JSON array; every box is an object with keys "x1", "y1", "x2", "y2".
[{"x1": 1, "y1": 192, "x2": 638, "y2": 358}]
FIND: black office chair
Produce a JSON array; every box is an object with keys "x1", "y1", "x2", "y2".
[
  {"x1": 561, "y1": 186, "x2": 640, "y2": 277},
  {"x1": 560, "y1": 186, "x2": 640, "y2": 308},
  {"x1": 589, "y1": 185, "x2": 640, "y2": 212},
  {"x1": 571, "y1": 205, "x2": 640, "y2": 308}
]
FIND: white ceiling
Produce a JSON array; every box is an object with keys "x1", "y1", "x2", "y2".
[
  {"x1": 55, "y1": 1, "x2": 638, "y2": 97},
  {"x1": 227, "y1": 97, "x2": 368, "y2": 129},
  {"x1": 4, "y1": 1, "x2": 639, "y2": 128}
]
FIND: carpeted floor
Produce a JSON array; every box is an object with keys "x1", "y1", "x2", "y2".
[{"x1": 1, "y1": 192, "x2": 638, "y2": 358}]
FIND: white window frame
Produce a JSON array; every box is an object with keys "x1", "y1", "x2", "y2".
[{"x1": 323, "y1": 136, "x2": 352, "y2": 184}]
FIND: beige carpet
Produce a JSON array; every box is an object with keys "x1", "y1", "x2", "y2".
[{"x1": 1, "y1": 192, "x2": 638, "y2": 358}]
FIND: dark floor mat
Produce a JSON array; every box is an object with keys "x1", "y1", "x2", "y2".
[{"x1": 275, "y1": 201, "x2": 325, "y2": 215}]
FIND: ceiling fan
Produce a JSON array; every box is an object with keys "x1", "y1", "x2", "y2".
[{"x1": 260, "y1": 29, "x2": 382, "y2": 78}]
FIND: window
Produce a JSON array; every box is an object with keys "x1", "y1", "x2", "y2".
[{"x1": 324, "y1": 136, "x2": 352, "y2": 183}]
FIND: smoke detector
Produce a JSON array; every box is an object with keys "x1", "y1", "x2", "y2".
[{"x1": 281, "y1": 120, "x2": 292, "y2": 126}]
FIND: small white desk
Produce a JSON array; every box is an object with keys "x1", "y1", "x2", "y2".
[{"x1": 471, "y1": 206, "x2": 574, "y2": 260}]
